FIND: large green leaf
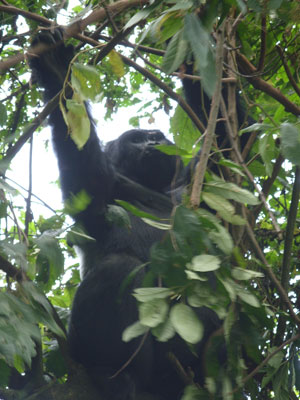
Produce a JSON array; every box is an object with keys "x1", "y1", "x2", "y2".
[
  {"x1": 170, "y1": 303, "x2": 203, "y2": 344},
  {"x1": 280, "y1": 123, "x2": 300, "y2": 166},
  {"x1": 139, "y1": 298, "x2": 169, "y2": 328}
]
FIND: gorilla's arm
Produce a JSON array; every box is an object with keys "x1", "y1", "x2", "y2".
[
  {"x1": 30, "y1": 32, "x2": 114, "y2": 233},
  {"x1": 182, "y1": 64, "x2": 254, "y2": 152}
]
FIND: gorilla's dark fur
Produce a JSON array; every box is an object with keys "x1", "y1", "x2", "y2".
[{"x1": 29, "y1": 30, "x2": 239, "y2": 399}]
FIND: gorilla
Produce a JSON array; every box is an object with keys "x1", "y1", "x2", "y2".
[{"x1": 30, "y1": 30, "x2": 222, "y2": 400}]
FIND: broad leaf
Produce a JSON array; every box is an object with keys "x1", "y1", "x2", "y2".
[{"x1": 170, "y1": 303, "x2": 203, "y2": 344}]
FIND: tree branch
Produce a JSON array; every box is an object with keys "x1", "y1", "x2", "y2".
[
  {"x1": 236, "y1": 52, "x2": 300, "y2": 116},
  {"x1": 257, "y1": 15, "x2": 267, "y2": 72},
  {"x1": 0, "y1": 0, "x2": 149, "y2": 73},
  {"x1": 2, "y1": 93, "x2": 60, "y2": 168},
  {"x1": 190, "y1": 23, "x2": 225, "y2": 208},
  {"x1": 244, "y1": 218, "x2": 300, "y2": 326},
  {"x1": 275, "y1": 166, "x2": 300, "y2": 344},
  {"x1": 276, "y1": 45, "x2": 300, "y2": 98},
  {"x1": 235, "y1": 332, "x2": 300, "y2": 390},
  {"x1": 220, "y1": 96, "x2": 282, "y2": 236},
  {"x1": 75, "y1": 32, "x2": 206, "y2": 134}
]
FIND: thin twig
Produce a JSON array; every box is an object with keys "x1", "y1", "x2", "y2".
[
  {"x1": 276, "y1": 45, "x2": 300, "y2": 98},
  {"x1": 220, "y1": 96, "x2": 282, "y2": 236},
  {"x1": 275, "y1": 166, "x2": 300, "y2": 344},
  {"x1": 109, "y1": 330, "x2": 149, "y2": 378},
  {"x1": 24, "y1": 136, "x2": 33, "y2": 237},
  {"x1": 257, "y1": 15, "x2": 267, "y2": 71},
  {"x1": 244, "y1": 216, "x2": 300, "y2": 326},
  {"x1": 2, "y1": 92, "x2": 60, "y2": 168},
  {"x1": 241, "y1": 332, "x2": 300, "y2": 386}
]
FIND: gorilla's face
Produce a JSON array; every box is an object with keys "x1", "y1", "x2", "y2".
[{"x1": 106, "y1": 129, "x2": 180, "y2": 192}]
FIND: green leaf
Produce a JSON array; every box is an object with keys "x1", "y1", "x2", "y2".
[
  {"x1": 71, "y1": 63, "x2": 101, "y2": 101},
  {"x1": 182, "y1": 384, "x2": 208, "y2": 400},
  {"x1": 35, "y1": 231, "x2": 64, "y2": 285},
  {"x1": 184, "y1": 14, "x2": 209, "y2": 69},
  {"x1": 165, "y1": 0, "x2": 193, "y2": 11},
  {"x1": 170, "y1": 303, "x2": 203, "y2": 344},
  {"x1": 209, "y1": 224, "x2": 233, "y2": 255},
  {"x1": 259, "y1": 134, "x2": 274, "y2": 176},
  {"x1": 203, "y1": 191, "x2": 235, "y2": 214},
  {"x1": 0, "y1": 102, "x2": 7, "y2": 126},
  {"x1": 106, "y1": 204, "x2": 131, "y2": 229},
  {"x1": 122, "y1": 321, "x2": 148, "y2": 342},
  {"x1": 205, "y1": 180, "x2": 260, "y2": 205},
  {"x1": 156, "y1": 12, "x2": 183, "y2": 44},
  {"x1": 202, "y1": 191, "x2": 245, "y2": 225},
  {"x1": 116, "y1": 199, "x2": 161, "y2": 221},
  {"x1": 64, "y1": 190, "x2": 92, "y2": 215},
  {"x1": 280, "y1": 123, "x2": 300, "y2": 166},
  {"x1": 186, "y1": 270, "x2": 208, "y2": 281},
  {"x1": 218, "y1": 159, "x2": 245, "y2": 177},
  {"x1": 240, "y1": 122, "x2": 272, "y2": 133},
  {"x1": 187, "y1": 284, "x2": 215, "y2": 307},
  {"x1": 231, "y1": 267, "x2": 264, "y2": 281},
  {"x1": 21, "y1": 282, "x2": 65, "y2": 337},
  {"x1": 108, "y1": 51, "x2": 125, "y2": 78},
  {"x1": 133, "y1": 287, "x2": 172, "y2": 302},
  {"x1": 197, "y1": 209, "x2": 233, "y2": 255},
  {"x1": 267, "y1": 349, "x2": 284, "y2": 368},
  {"x1": 0, "y1": 241, "x2": 28, "y2": 269},
  {"x1": 0, "y1": 178, "x2": 17, "y2": 195},
  {"x1": 162, "y1": 30, "x2": 188, "y2": 74},
  {"x1": 45, "y1": 348, "x2": 67, "y2": 379},
  {"x1": 184, "y1": 14, "x2": 216, "y2": 96},
  {"x1": 152, "y1": 317, "x2": 175, "y2": 342},
  {"x1": 124, "y1": 0, "x2": 164, "y2": 29},
  {"x1": 0, "y1": 291, "x2": 40, "y2": 368},
  {"x1": 0, "y1": 359, "x2": 10, "y2": 386},
  {"x1": 221, "y1": 278, "x2": 237, "y2": 302},
  {"x1": 124, "y1": 9, "x2": 153, "y2": 30},
  {"x1": 139, "y1": 298, "x2": 169, "y2": 327},
  {"x1": 237, "y1": 289, "x2": 260, "y2": 308},
  {"x1": 170, "y1": 104, "x2": 200, "y2": 151},
  {"x1": 155, "y1": 144, "x2": 190, "y2": 157},
  {"x1": 141, "y1": 218, "x2": 171, "y2": 230},
  {"x1": 65, "y1": 94, "x2": 91, "y2": 149},
  {"x1": 186, "y1": 254, "x2": 221, "y2": 272}
]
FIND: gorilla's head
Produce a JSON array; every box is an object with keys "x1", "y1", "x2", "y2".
[{"x1": 106, "y1": 129, "x2": 181, "y2": 192}]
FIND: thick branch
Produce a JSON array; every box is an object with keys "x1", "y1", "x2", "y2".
[
  {"x1": 0, "y1": 0, "x2": 149, "y2": 73},
  {"x1": 236, "y1": 52, "x2": 300, "y2": 116},
  {"x1": 0, "y1": 253, "x2": 24, "y2": 281},
  {"x1": 75, "y1": 32, "x2": 206, "y2": 134}
]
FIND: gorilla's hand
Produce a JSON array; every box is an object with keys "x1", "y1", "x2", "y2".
[{"x1": 30, "y1": 29, "x2": 74, "y2": 99}]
